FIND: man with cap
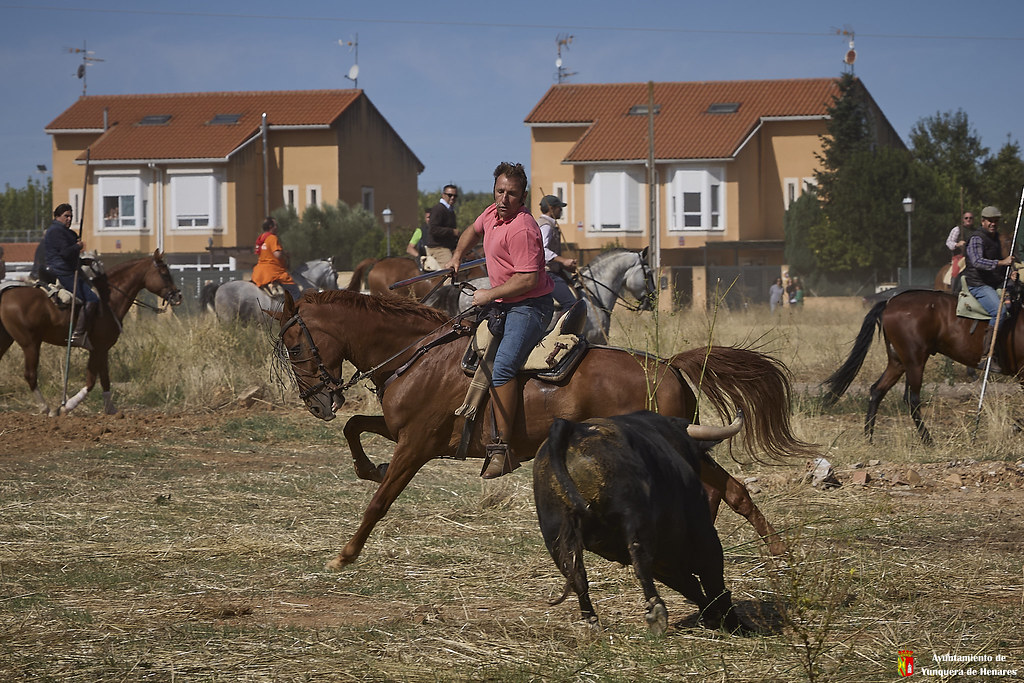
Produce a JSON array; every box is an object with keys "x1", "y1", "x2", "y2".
[
  {"x1": 964, "y1": 205, "x2": 1016, "y2": 371},
  {"x1": 537, "y1": 194, "x2": 578, "y2": 310}
]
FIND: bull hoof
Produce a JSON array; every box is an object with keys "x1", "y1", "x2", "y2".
[{"x1": 645, "y1": 600, "x2": 668, "y2": 636}]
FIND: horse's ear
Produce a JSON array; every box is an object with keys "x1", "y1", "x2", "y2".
[
  {"x1": 154, "y1": 248, "x2": 163, "y2": 261},
  {"x1": 640, "y1": 246, "x2": 649, "y2": 260},
  {"x1": 282, "y1": 290, "x2": 297, "y2": 315}
]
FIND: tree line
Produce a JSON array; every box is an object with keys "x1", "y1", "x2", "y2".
[
  {"x1": 0, "y1": 177, "x2": 52, "y2": 240},
  {"x1": 786, "y1": 73, "x2": 1024, "y2": 291}
]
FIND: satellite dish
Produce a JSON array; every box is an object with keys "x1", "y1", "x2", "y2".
[
  {"x1": 346, "y1": 64, "x2": 359, "y2": 81},
  {"x1": 844, "y1": 49, "x2": 857, "y2": 65}
]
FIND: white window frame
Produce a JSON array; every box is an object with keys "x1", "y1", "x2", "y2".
[
  {"x1": 283, "y1": 184, "x2": 298, "y2": 211},
  {"x1": 96, "y1": 171, "x2": 148, "y2": 232},
  {"x1": 668, "y1": 166, "x2": 726, "y2": 232},
  {"x1": 361, "y1": 187, "x2": 374, "y2": 214},
  {"x1": 168, "y1": 169, "x2": 223, "y2": 232},
  {"x1": 584, "y1": 166, "x2": 645, "y2": 234},
  {"x1": 552, "y1": 181, "x2": 569, "y2": 223},
  {"x1": 306, "y1": 184, "x2": 322, "y2": 210},
  {"x1": 68, "y1": 188, "x2": 82, "y2": 220}
]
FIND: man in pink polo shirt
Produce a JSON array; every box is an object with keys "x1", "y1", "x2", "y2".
[{"x1": 446, "y1": 161, "x2": 554, "y2": 478}]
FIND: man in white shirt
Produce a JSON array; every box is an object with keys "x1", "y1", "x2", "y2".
[{"x1": 537, "y1": 195, "x2": 577, "y2": 309}]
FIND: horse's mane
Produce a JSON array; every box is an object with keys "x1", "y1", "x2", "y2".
[
  {"x1": 105, "y1": 254, "x2": 157, "y2": 278},
  {"x1": 302, "y1": 289, "x2": 451, "y2": 325},
  {"x1": 587, "y1": 248, "x2": 636, "y2": 271}
]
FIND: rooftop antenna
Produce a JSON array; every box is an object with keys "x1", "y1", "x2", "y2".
[
  {"x1": 338, "y1": 34, "x2": 359, "y2": 88},
  {"x1": 66, "y1": 41, "x2": 104, "y2": 96},
  {"x1": 555, "y1": 34, "x2": 577, "y2": 84},
  {"x1": 834, "y1": 26, "x2": 856, "y2": 74}
]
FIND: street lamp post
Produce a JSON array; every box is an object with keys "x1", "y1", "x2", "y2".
[
  {"x1": 902, "y1": 196, "x2": 914, "y2": 287},
  {"x1": 382, "y1": 206, "x2": 393, "y2": 257}
]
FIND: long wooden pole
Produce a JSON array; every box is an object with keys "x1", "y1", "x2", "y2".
[
  {"x1": 974, "y1": 184, "x2": 1024, "y2": 437},
  {"x1": 62, "y1": 149, "x2": 90, "y2": 409}
]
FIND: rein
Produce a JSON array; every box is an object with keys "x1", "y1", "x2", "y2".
[
  {"x1": 573, "y1": 254, "x2": 655, "y2": 313},
  {"x1": 280, "y1": 307, "x2": 479, "y2": 401}
]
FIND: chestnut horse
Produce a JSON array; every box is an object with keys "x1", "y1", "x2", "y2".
[
  {"x1": 821, "y1": 286, "x2": 1024, "y2": 444},
  {"x1": 0, "y1": 250, "x2": 182, "y2": 415},
  {"x1": 269, "y1": 290, "x2": 817, "y2": 569}
]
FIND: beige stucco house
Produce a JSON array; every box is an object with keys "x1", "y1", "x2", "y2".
[
  {"x1": 44, "y1": 89, "x2": 423, "y2": 266},
  {"x1": 525, "y1": 77, "x2": 902, "y2": 305}
]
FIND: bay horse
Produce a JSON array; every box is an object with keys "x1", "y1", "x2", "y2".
[
  {"x1": 346, "y1": 255, "x2": 487, "y2": 300},
  {"x1": 821, "y1": 286, "x2": 1024, "y2": 444},
  {"x1": 268, "y1": 290, "x2": 817, "y2": 569},
  {"x1": 0, "y1": 250, "x2": 182, "y2": 415}
]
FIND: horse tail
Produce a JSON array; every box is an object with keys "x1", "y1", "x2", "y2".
[
  {"x1": 820, "y1": 300, "x2": 886, "y2": 407},
  {"x1": 536, "y1": 418, "x2": 589, "y2": 607},
  {"x1": 346, "y1": 258, "x2": 377, "y2": 291},
  {"x1": 670, "y1": 346, "x2": 818, "y2": 461},
  {"x1": 199, "y1": 282, "x2": 220, "y2": 313}
]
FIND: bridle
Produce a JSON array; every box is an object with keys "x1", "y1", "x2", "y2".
[
  {"x1": 278, "y1": 312, "x2": 348, "y2": 401},
  {"x1": 278, "y1": 306, "x2": 478, "y2": 404},
  {"x1": 573, "y1": 251, "x2": 656, "y2": 313},
  {"x1": 107, "y1": 258, "x2": 182, "y2": 311}
]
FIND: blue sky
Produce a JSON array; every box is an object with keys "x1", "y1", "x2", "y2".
[{"x1": 2, "y1": 1, "x2": 1021, "y2": 196}]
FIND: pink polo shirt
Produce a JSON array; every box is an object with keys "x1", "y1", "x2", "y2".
[{"x1": 473, "y1": 204, "x2": 554, "y2": 303}]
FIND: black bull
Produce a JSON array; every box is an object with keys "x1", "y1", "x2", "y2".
[{"x1": 533, "y1": 410, "x2": 751, "y2": 635}]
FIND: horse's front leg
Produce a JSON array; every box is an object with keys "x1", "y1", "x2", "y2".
[
  {"x1": 326, "y1": 441, "x2": 429, "y2": 570},
  {"x1": 700, "y1": 455, "x2": 786, "y2": 556},
  {"x1": 343, "y1": 415, "x2": 394, "y2": 482},
  {"x1": 59, "y1": 350, "x2": 106, "y2": 415}
]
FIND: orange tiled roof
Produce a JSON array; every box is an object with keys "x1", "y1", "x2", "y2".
[
  {"x1": 45, "y1": 90, "x2": 363, "y2": 162},
  {"x1": 525, "y1": 78, "x2": 843, "y2": 162}
]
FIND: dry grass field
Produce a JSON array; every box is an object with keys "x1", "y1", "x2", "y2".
[{"x1": 1, "y1": 298, "x2": 1023, "y2": 681}]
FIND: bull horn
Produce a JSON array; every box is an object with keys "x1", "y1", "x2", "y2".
[{"x1": 686, "y1": 411, "x2": 744, "y2": 441}]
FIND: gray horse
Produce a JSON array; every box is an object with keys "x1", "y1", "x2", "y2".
[
  {"x1": 202, "y1": 258, "x2": 338, "y2": 323},
  {"x1": 430, "y1": 248, "x2": 654, "y2": 344}
]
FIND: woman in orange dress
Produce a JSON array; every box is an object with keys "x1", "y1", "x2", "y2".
[{"x1": 251, "y1": 217, "x2": 301, "y2": 299}]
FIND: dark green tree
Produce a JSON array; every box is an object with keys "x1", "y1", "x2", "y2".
[
  {"x1": 0, "y1": 177, "x2": 52, "y2": 238},
  {"x1": 783, "y1": 189, "x2": 821, "y2": 276},
  {"x1": 274, "y1": 200, "x2": 382, "y2": 270},
  {"x1": 908, "y1": 109, "x2": 987, "y2": 216},
  {"x1": 980, "y1": 139, "x2": 1024, "y2": 226}
]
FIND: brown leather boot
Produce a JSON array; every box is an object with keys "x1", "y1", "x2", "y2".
[
  {"x1": 977, "y1": 325, "x2": 1002, "y2": 373},
  {"x1": 482, "y1": 381, "x2": 522, "y2": 479},
  {"x1": 70, "y1": 301, "x2": 97, "y2": 351}
]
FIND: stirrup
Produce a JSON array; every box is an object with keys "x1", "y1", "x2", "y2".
[{"x1": 70, "y1": 333, "x2": 93, "y2": 351}]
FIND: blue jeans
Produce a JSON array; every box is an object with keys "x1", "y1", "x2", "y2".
[
  {"x1": 491, "y1": 295, "x2": 554, "y2": 386},
  {"x1": 549, "y1": 271, "x2": 577, "y2": 309},
  {"x1": 57, "y1": 271, "x2": 99, "y2": 304},
  {"x1": 968, "y1": 284, "x2": 1005, "y2": 327}
]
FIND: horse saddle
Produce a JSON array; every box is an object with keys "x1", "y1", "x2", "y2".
[
  {"x1": 461, "y1": 300, "x2": 589, "y2": 383},
  {"x1": 956, "y1": 286, "x2": 1000, "y2": 322}
]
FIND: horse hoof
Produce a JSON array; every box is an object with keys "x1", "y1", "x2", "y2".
[
  {"x1": 645, "y1": 601, "x2": 668, "y2": 636},
  {"x1": 325, "y1": 555, "x2": 354, "y2": 572},
  {"x1": 376, "y1": 463, "x2": 389, "y2": 479}
]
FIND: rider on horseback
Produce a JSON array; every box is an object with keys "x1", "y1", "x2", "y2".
[
  {"x1": 252, "y1": 217, "x2": 301, "y2": 301},
  {"x1": 446, "y1": 162, "x2": 555, "y2": 479},
  {"x1": 43, "y1": 203, "x2": 98, "y2": 350},
  {"x1": 537, "y1": 195, "x2": 578, "y2": 310},
  {"x1": 964, "y1": 205, "x2": 1016, "y2": 372}
]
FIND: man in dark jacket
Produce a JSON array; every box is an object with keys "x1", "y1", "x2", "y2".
[
  {"x1": 43, "y1": 203, "x2": 98, "y2": 349},
  {"x1": 964, "y1": 205, "x2": 1015, "y2": 371},
  {"x1": 424, "y1": 185, "x2": 460, "y2": 265}
]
